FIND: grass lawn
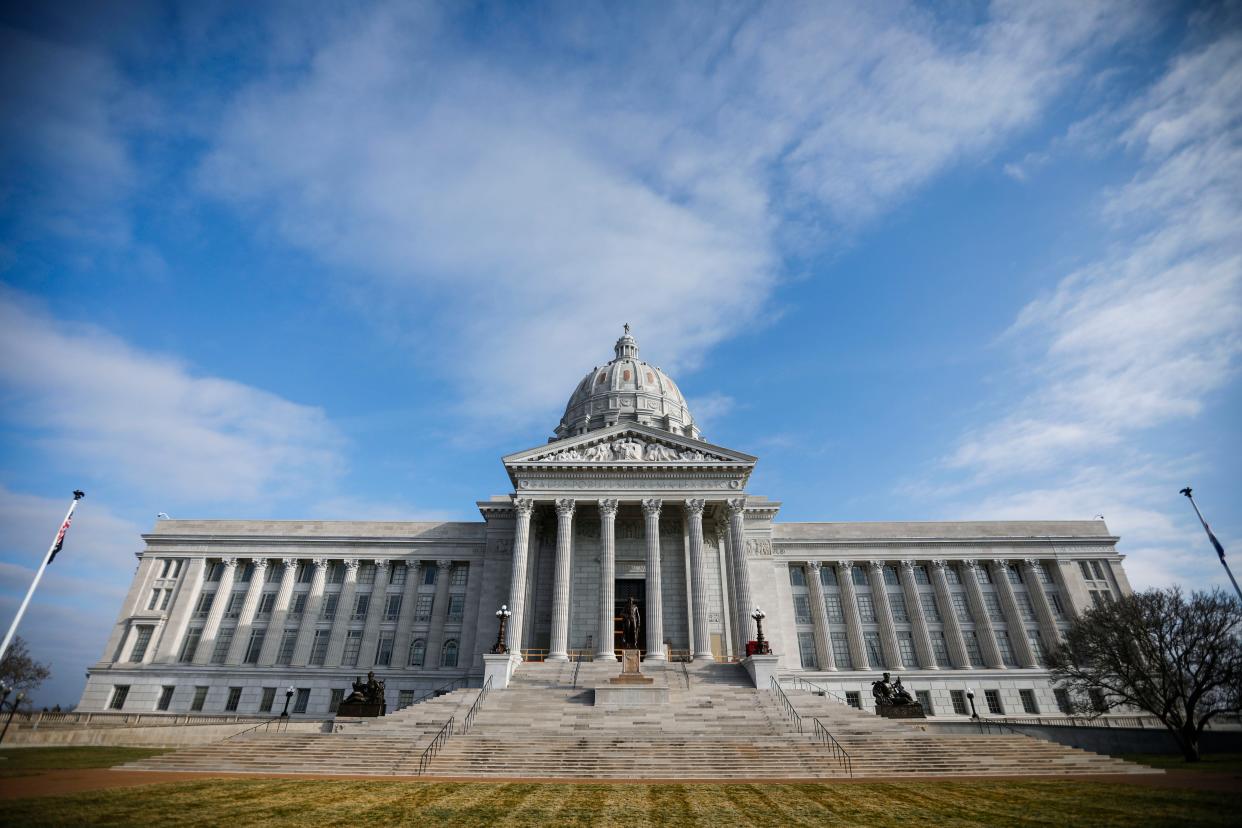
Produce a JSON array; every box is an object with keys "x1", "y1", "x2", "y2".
[
  {"x1": 1, "y1": 779, "x2": 1234, "y2": 827},
  {"x1": 1120, "y1": 753, "x2": 1242, "y2": 773},
  {"x1": 0, "y1": 746, "x2": 168, "y2": 777}
]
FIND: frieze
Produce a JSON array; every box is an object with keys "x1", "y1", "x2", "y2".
[
  {"x1": 530, "y1": 437, "x2": 730, "y2": 463},
  {"x1": 745, "y1": 539, "x2": 774, "y2": 557},
  {"x1": 519, "y1": 478, "x2": 741, "y2": 490}
]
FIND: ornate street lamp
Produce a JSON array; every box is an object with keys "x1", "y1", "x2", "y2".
[
  {"x1": 966, "y1": 687, "x2": 979, "y2": 720},
  {"x1": 751, "y1": 607, "x2": 770, "y2": 655},
  {"x1": 492, "y1": 604, "x2": 512, "y2": 654},
  {"x1": 281, "y1": 686, "x2": 295, "y2": 718}
]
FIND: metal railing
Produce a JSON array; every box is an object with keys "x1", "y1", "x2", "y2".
[
  {"x1": 812, "y1": 717, "x2": 853, "y2": 777},
  {"x1": 228, "y1": 716, "x2": 291, "y2": 740},
  {"x1": 462, "y1": 677, "x2": 492, "y2": 732},
  {"x1": 681, "y1": 661, "x2": 691, "y2": 690},
  {"x1": 13, "y1": 711, "x2": 266, "y2": 729},
  {"x1": 520, "y1": 648, "x2": 549, "y2": 662},
  {"x1": 769, "y1": 676, "x2": 803, "y2": 733},
  {"x1": 403, "y1": 677, "x2": 468, "y2": 709},
  {"x1": 783, "y1": 676, "x2": 852, "y2": 708},
  {"x1": 405, "y1": 716, "x2": 453, "y2": 776}
]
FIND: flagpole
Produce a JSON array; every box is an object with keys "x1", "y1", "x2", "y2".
[
  {"x1": 0, "y1": 491, "x2": 85, "y2": 662},
  {"x1": 1181, "y1": 486, "x2": 1242, "y2": 603}
]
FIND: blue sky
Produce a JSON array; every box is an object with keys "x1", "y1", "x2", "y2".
[{"x1": 1, "y1": 1, "x2": 1239, "y2": 707}]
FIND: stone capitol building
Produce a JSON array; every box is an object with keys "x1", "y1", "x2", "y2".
[{"x1": 79, "y1": 329, "x2": 1133, "y2": 721}]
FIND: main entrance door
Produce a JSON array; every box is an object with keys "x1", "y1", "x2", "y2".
[{"x1": 614, "y1": 578, "x2": 646, "y2": 656}]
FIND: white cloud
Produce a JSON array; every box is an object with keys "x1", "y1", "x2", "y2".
[{"x1": 0, "y1": 288, "x2": 345, "y2": 502}]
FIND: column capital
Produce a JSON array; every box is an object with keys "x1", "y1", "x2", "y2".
[
  {"x1": 221, "y1": 557, "x2": 238, "y2": 569},
  {"x1": 344, "y1": 559, "x2": 360, "y2": 571},
  {"x1": 408, "y1": 558, "x2": 422, "y2": 571},
  {"x1": 554, "y1": 497, "x2": 576, "y2": 517},
  {"x1": 684, "y1": 498, "x2": 706, "y2": 516},
  {"x1": 899, "y1": 559, "x2": 917, "y2": 571},
  {"x1": 373, "y1": 559, "x2": 389, "y2": 571},
  {"x1": 1020, "y1": 557, "x2": 1041, "y2": 570},
  {"x1": 597, "y1": 498, "x2": 620, "y2": 518},
  {"x1": 311, "y1": 557, "x2": 328, "y2": 569},
  {"x1": 931, "y1": 558, "x2": 949, "y2": 570},
  {"x1": 807, "y1": 560, "x2": 822, "y2": 572},
  {"x1": 838, "y1": 560, "x2": 854, "y2": 573},
  {"x1": 251, "y1": 558, "x2": 269, "y2": 572},
  {"x1": 868, "y1": 560, "x2": 884, "y2": 572},
  {"x1": 513, "y1": 497, "x2": 535, "y2": 517},
  {"x1": 725, "y1": 497, "x2": 746, "y2": 516},
  {"x1": 280, "y1": 557, "x2": 298, "y2": 569},
  {"x1": 436, "y1": 558, "x2": 453, "y2": 569},
  {"x1": 641, "y1": 497, "x2": 662, "y2": 517},
  {"x1": 963, "y1": 558, "x2": 980, "y2": 571}
]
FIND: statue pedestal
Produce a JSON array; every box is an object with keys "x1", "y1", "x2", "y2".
[
  {"x1": 483, "y1": 652, "x2": 520, "y2": 690},
  {"x1": 596, "y1": 648, "x2": 666, "y2": 706},
  {"x1": 608, "y1": 649, "x2": 653, "y2": 686},
  {"x1": 741, "y1": 654, "x2": 780, "y2": 688},
  {"x1": 876, "y1": 702, "x2": 927, "y2": 719},
  {"x1": 336, "y1": 701, "x2": 385, "y2": 718}
]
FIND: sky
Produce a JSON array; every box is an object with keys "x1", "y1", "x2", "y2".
[{"x1": 1, "y1": 1, "x2": 1239, "y2": 707}]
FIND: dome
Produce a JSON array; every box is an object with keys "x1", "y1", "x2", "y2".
[{"x1": 555, "y1": 327, "x2": 701, "y2": 441}]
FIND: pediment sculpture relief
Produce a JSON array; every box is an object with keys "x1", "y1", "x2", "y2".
[{"x1": 535, "y1": 437, "x2": 726, "y2": 463}]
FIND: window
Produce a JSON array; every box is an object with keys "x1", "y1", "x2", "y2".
[
  {"x1": 160, "y1": 589, "x2": 172, "y2": 611},
  {"x1": 897, "y1": 632, "x2": 917, "y2": 668},
  {"x1": 950, "y1": 690, "x2": 968, "y2": 715},
  {"x1": 944, "y1": 565, "x2": 961, "y2": 585},
  {"x1": 890, "y1": 594, "x2": 908, "y2": 622},
  {"x1": 291, "y1": 593, "x2": 308, "y2": 618},
  {"x1": 172, "y1": 558, "x2": 184, "y2": 577},
  {"x1": 157, "y1": 685, "x2": 175, "y2": 711},
  {"x1": 1020, "y1": 689, "x2": 1039, "y2": 714},
  {"x1": 211, "y1": 628, "x2": 234, "y2": 664},
  {"x1": 265, "y1": 563, "x2": 281, "y2": 583},
  {"x1": 1079, "y1": 561, "x2": 1093, "y2": 580},
  {"x1": 797, "y1": 631, "x2": 818, "y2": 669},
  {"x1": 343, "y1": 630, "x2": 363, "y2": 667},
  {"x1": 293, "y1": 688, "x2": 310, "y2": 714},
  {"x1": 984, "y1": 593, "x2": 1004, "y2": 623},
  {"x1": 793, "y1": 595, "x2": 812, "y2": 624},
  {"x1": 1006, "y1": 565, "x2": 1022, "y2": 585},
  {"x1": 375, "y1": 634, "x2": 394, "y2": 666},
  {"x1": 129, "y1": 626, "x2": 153, "y2": 662},
  {"x1": 310, "y1": 630, "x2": 330, "y2": 665},
  {"x1": 191, "y1": 686, "x2": 209, "y2": 711},
  {"x1": 329, "y1": 689, "x2": 345, "y2": 712},
  {"x1": 224, "y1": 592, "x2": 243, "y2": 619},
  {"x1": 930, "y1": 632, "x2": 950, "y2": 666},
  {"x1": 883, "y1": 566, "x2": 899, "y2": 586},
  {"x1": 328, "y1": 562, "x2": 345, "y2": 583},
  {"x1": 975, "y1": 565, "x2": 991, "y2": 584},
  {"x1": 920, "y1": 593, "x2": 941, "y2": 622},
  {"x1": 447, "y1": 594, "x2": 465, "y2": 623},
  {"x1": 1015, "y1": 593, "x2": 1037, "y2": 622},
  {"x1": 277, "y1": 629, "x2": 298, "y2": 665},
  {"x1": 296, "y1": 561, "x2": 313, "y2": 583},
  {"x1": 996, "y1": 632, "x2": 1016, "y2": 667},
  {"x1": 415, "y1": 595, "x2": 434, "y2": 623},
  {"x1": 238, "y1": 562, "x2": 255, "y2": 583},
  {"x1": 160, "y1": 558, "x2": 173, "y2": 578},
  {"x1": 951, "y1": 593, "x2": 972, "y2": 623},
  {"x1": 1090, "y1": 590, "x2": 1105, "y2": 608},
  {"x1": 1036, "y1": 563, "x2": 1053, "y2": 584},
  {"x1": 820, "y1": 565, "x2": 837, "y2": 587},
  {"x1": 823, "y1": 595, "x2": 844, "y2": 623},
  {"x1": 1091, "y1": 560, "x2": 1106, "y2": 581},
  {"x1": 831, "y1": 632, "x2": 851, "y2": 669},
  {"x1": 851, "y1": 567, "x2": 868, "y2": 587},
  {"x1": 397, "y1": 690, "x2": 415, "y2": 709},
  {"x1": 423, "y1": 565, "x2": 438, "y2": 586},
  {"x1": 357, "y1": 562, "x2": 376, "y2": 585},
  {"x1": 409, "y1": 638, "x2": 426, "y2": 667},
  {"x1": 864, "y1": 632, "x2": 883, "y2": 666},
  {"x1": 148, "y1": 589, "x2": 161, "y2": 611},
  {"x1": 257, "y1": 593, "x2": 276, "y2": 617},
  {"x1": 194, "y1": 592, "x2": 215, "y2": 619},
  {"x1": 206, "y1": 561, "x2": 224, "y2": 581},
  {"x1": 914, "y1": 565, "x2": 930, "y2": 585},
  {"x1": 389, "y1": 563, "x2": 407, "y2": 585},
  {"x1": 385, "y1": 594, "x2": 402, "y2": 622},
  {"x1": 857, "y1": 594, "x2": 876, "y2": 622},
  {"x1": 916, "y1": 690, "x2": 933, "y2": 715},
  {"x1": 244, "y1": 630, "x2": 265, "y2": 664},
  {"x1": 1027, "y1": 630, "x2": 1045, "y2": 665},
  {"x1": 225, "y1": 687, "x2": 242, "y2": 712},
  {"x1": 441, "y1": 639, "x2": 459, "y2": 668},
  {"x1": 179, "y1": 627, "x2": 202, "y2": 663},
  {"x1": 1054, "y1": 688, "x2": 1072, "y2": 714},
  {"x1": 450, "y1": 564, "x2": 468, "y2": 587},
  {"x1": 352, "y1": 594, "x2": 370, "y2": 621},
  {"x1": 260, "y1": 687, "x2": 277, "y2": 713},
  {"x1": 984, "y1": 689, "x2": 1004, "y2": 715},
  {"x1": 964, "y1": 632, "x2": 983, "y2": 667},
  {"x1": 1089, "y1": 689, "x2": 1107, "y2": 713},
  {"x1": 845, "y1": 691, "x2": 861, "y2": 709},
  {"x1": 1049, "y1": 593, "x2": 1066, "y2": 617},
  {"x1": 789, "y1": 566, "x2": 806, "y2": 588},
  {"x1": 321, "y1": 593, "x2": 339, "y2": 620}
]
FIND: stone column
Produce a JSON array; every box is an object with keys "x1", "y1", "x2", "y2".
[
  {"x1": 962, "y1": 560, "x2": 1003, "y2": 669},
  {"x1": 992, "y1": 560, "x2": 1038, "y2": 668},
  {"x1": 899, "y1": 560, "x2": 937, "y2": 669},
  {"x1": 391, "y1": 560, "x2": 423, "y2": 668},
  {"x1": 324, "y1": 559, "x2": 360, "y2": 666},
  {"x1": 225, "y1": 559, "x2": 269, "y2": 665},
  {"x1": 805, "y1": 562, "x2": 836, "y2": 671},
  {"x1": 358, "y1": 560, "x2": 389, "y2": 668},
  {"x1": 193, "y1": 558, "x2": 236, "y2": 665},
  {"x1": 1052, "y1": 559, "x2": 1089, "y2": 616},
  {"x1": 423, "y1": 559, "x2": 456, "y2": 669},
  {"x1": 725, "y1": 498, "x2": 754, "y2": 649},
  {"x1": 506, "y1": 498, "x2": 535, "y2": 655},
  {"x1": 258, "y1": 558, "x2": 299, "y2": 666},
  {"x1": 836, "y1": 561, "x2": 869, "y2": 670},
  {"x1": 686, "y1": 499, "x2": 713, "y2": 661},
  {"x1": 866, "y1": 561, "x2": 903, "y2": 669},
  {"x1": 291, "y1": 559, "x2": 328, "y2": 666},
  {"x1": 1022, "y1": 558, "x2": 1062, "y2": 658},
  {"x1": 153, "y1": 557, "x2": 206, "y2": 662},
  {"x1": 642, "y1": 498, "x2": 666, "y2": 662},
  {"x1": 930, "y1": 560, "x2": 969, "y2": 668},
  {"x1": 716, "y1": 518, "x2": 735, "y2": 657},
  {"x1": 596, "y1": 499, "x2": 619, "y2": 661},
  {"x1": 548, "y1": 498, "x2": 576, "y2": 662}
]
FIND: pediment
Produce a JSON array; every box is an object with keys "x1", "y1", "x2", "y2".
[{"x1": 504, "y1": 424, "x2": 756, "y2": 466}]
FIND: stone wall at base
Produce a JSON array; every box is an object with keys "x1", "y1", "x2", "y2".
[{"x1": 2, "y1": 719, "x2": 328, "y2": 748}]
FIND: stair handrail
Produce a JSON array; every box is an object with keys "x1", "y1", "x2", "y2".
[
  {"x1": 783, "y1": 676, "x2": 851, "y2": 708},
  {"x1": 403, "y1": 715, "x2": 454, "y2": 776},
  {"x1": 681, "y1": 660, "x2": 690, "y2": 689},
  {"x1": 769, "y1": 676, "x2": 803, "y2": 733},
  {"x1": 811, "y1": 717, "x2": 853, "y2": 777},
  {"x1": 462, "y1": 677, "x2": 493, "y2": 732},
  {"x1": 571, "y1": 652, "x2": 582, "y2": 688},
  {"x1": 226, "y1": 715, "x2": 291, "y2": 740},
  {"x1": 973, "y1": 717, "x2": 1028, "y2": 737},
  {"x1": 406, "y1": 676, "x2": 468, "y2": 708}
]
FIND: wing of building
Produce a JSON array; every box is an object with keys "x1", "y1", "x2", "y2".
[{"x1": 80, "y1": 330, "x2": 1132, "y2": 719}]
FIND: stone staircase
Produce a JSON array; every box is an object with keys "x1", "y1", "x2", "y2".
[{"x1": 120, "y1": 660, "x2": 1160, "y2": 779}]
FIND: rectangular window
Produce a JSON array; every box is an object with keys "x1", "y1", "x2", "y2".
[
  {"x1": 1036, "y1": 563, "x2": 1053, "y2": 584},
  {"x1": 385, "y1": 594, "x2": 402, "y2": 621},
  {"x1": 1079, "y1": 561, "x2": 1093, "y2": 580},
  {"x1": 944, "y1": 565, "x2": 961, "y2": 585},
  {"x1": 244, "y1": 630, "x2": 265, "y2": 664},
  {"x1": 1020, "y1": 689, "x2": 1039, "y2": 714},
  {"x1": 278, "y1": 629, "x2": 298, "y2": 665},
  {"x1": 321, "y1": 593, "x2": 339, "y2": 620},
  {"x1": 450, "y1": 564, "x2": 468, "y2": 587},
  {"x1": 375, "y1": 634, "x2": 395, "y2": 666},
  {"x1": 328, "y1": 562, "x2": 345, "y2": 583},
  {"x1": 447, "y1": 594, "x2": 465, "y2": 623},
  {"x1": 310, "y1": 630, "x2": 330, "y2": 666},
  {"x1": 343, "y1": 630, "x2": 363, "y2": 667},
  {"x1": 1049, "y1": 593, "x2": 1065, "y2": 617},
  {"x1": 1015, "y1": 593, "x2": 1037, "y2": 621},
  {"x1": 797, "y1": 631, "x2": 818, "y2": 669},
  {"x1": 423, "y1": 565, "x2": 438, "y2": 586},
  {"x1": 397, "y1": 690, "x2": 415, "y2": 709},
  {"x1": 157, "y1": 685, "x2": 175, "y2": 711},
  {"x1": 851, "y1": 567, "x2": 868, "y2": 587},
  {"x1": 390, "y1": 562, "x2": 407, "y2": 585},
  {"x1": 211, "y1": 628, "x2": 234, "y2": 664},
  {"x1": 857, "y1": 594, "x2": 876, "y2": 622},
  {"x1": 820, "y1": 565, "x2": 837, "y2": 587},
  {"x1": 357, "y1": 562, "x2": 376, "y2": 585},
  {"x1": 789, "y1": 566, "x2": 806, "y2": 587},
  {"x1": 996, "y1": 632, "x2": 1016, "y2": 667},
  {"x1": 950, "y1": 690, "x2": 968, "y2": 715},
  {"x1": 225, "y1": 687, "x2": 242, "y2": 712},
  {"x1": 823, "y1": 595, "x2": 844, "y2": 623},
  {"x1": 831, "y1": 632, "x2": 852, "y2": 669},
  {"x1": 1054, "y1": 688, "x2": 1072, "y2": 714},
  {"x1": 293, "y1": 688, "x2": 310, "y2": 714},
  {"x1": 238, "y1": 562, "x2": 254, "y2": 583},
  {"x1": 914, "y1": 565, "x2": 930, "y2": 585},
  {"x1": 296, "y1": 561, "x2": 313, "y2": 583},
  {"x1": 1006, "y1": 565, "x2": 1022, "y2": 585},
  {"x1": 1090, "y1": 591, "x2": 1105, "y2": 608},
  {"x1": 985, "y1": 689, "x2": 1004, "y2": 715},
  {"x1": 1089, "y1": 689, "x2": 1107, "y2": 713},
  {"x1": 159, "y1": 589, "x2": 172, "y2": 611},
  {"x1": 160, "y1": 558, "x2": 173, "y2": 578},
  {"x1": 984, "y1": 593, "x2": 1004, "y2": 623},
  {"x1": 179, "y1": 627, "x2": 202, "y2": 663},
  {"x1": 329, "y1": 688, "x2": 345, "y2": 713},
  {"x1": 975, "y1": 565, "x2": 992, "y2": 584},
  {"x1": 1091, "y1": 560, "x2": 1106, "y2": 581},
  {"x1": 964, "y1": 631, "x2": 983, "y2": 667},
  {"x1": 206, "y1": 561, "x2": 223, "y2": 582},
  {"x1": 930, "y1": 631, "x2": 950, "y2": 666},
  {"x1": 259, "y1": 687, "x2": 277, "y2": 713},
  {"x1": 1028, "y1": 630, "x2": 1045, "y2": 665},
  {"x1": 257, "y1": 593, "x2": 276, "y2": 617},
  {"x1": 194, "y1": 592, "x2": 215, "y2": 619},
  {"x1": 951, "y1": 593, "x2": 972, "y2": 623},
  {"x1": 191, "y1": 686, "x2": 209, "y2": 712},
  {"x1": 415, "y1": 595, "x2": 434, "y2": 622},
  {"x1": 352, "y1": 593, "x2": 370, "y2": 621},
  {"x1": 916, "y1": 690, "x2": 933, "y2": 715},
  {"x1": 920, "y1": 593, "x2": 941, "y2": 622},
  {"x1": 129, "y1": 626, "x2": 153, "y2": 662},
  {"x1": 883, "y1": 566, "x2": 899, "y2": 586},
  {"x1": 265, "y1": 563, "x2": 281, "y2": 583},
  {"x1": 291, "y1": 593, "x2": 308, "y2": 617},
  {"x1": 409, "y1": 638, "x2": 426, "y2": 667},
  {"x1": 864, "y1": 632, "x2": 883, "y2": 666},
  {"x1": 890, "y1": 594, "x2": 908, "y2": 622},
  {"x1": 148, "y1": 589, "x2": 161, "y2": 611},
  {"x1": 224, "y1": 592, "x2": 243, "y2": 619},
  {"x1": 793, "y1": 595, "x2": 812, "y2": 624},
  {"x1": 845, "y1": 691, "x2": 861, "y2": 709},
  {"x1": 897, "y1": 632, "x2": 917, "y2": 668}
]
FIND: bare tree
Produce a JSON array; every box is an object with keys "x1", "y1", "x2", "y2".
[
  {"x1": 0, "y1": 636, "x2": 51, "y2": 698},
  {"x1": 1047, "y1": 587, "x2": 1242, "y2": 761}
]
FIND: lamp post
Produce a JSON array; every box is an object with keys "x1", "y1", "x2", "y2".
[
  {"x1": 0, "y1": 687, "x2": 25, "y2": 744},
  {"x1": 751, "y1": 607, "x2": 770, "y2": 655},
  {"x1": 281, "y1": 686, "x2": 295, "y2": 718},
  {"x1": 492, "y1": 604, "x2": 512, "y2": 654},
  {"x1": 966, "y1": 687, "x2": 979, "y2": 719}
]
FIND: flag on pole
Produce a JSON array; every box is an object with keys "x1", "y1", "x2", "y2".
[
  {"x1": 47, "y1": 489, "x2": 85, "y2": 564},
  {"x1": 1204, "y1": 522, "x2": 1227, "y2": 563}
]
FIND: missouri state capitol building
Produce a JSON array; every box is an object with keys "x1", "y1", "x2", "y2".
[{"x1": 79, "y1": 329, "x2": 1133, "y2": 720}]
